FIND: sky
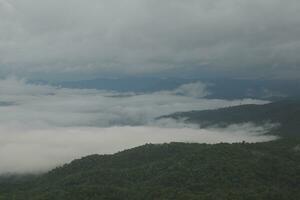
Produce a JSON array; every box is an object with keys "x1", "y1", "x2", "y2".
[{"x1": 0, "y1": 0, "x2": 300, "y2": 80}]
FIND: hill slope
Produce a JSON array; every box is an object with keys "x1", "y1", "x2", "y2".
[
  {"x1": 0, "y1": 139, "x2": 299, "y2": 200},
  {"x1": 161, "y1": 100, "x2": 300, "y2": 137}
]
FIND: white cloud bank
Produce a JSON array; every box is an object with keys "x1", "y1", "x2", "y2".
[
  {"x1": 0, "y1": 78, "x2": 275, "y2": 174},
  {"x1": 0, "y1": 78, "x2": 267, "y2": 127},
  {"x1": 0, "y1": 125, "x2": 277, "y2": 174}
]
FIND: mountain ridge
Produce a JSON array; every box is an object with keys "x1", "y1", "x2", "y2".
[
  {"x1": 0, "y1": 139, "x2": 299, "y2": 199},
  {"x1": 160, "y1": 99, "x2": 300, "y2": 137}
]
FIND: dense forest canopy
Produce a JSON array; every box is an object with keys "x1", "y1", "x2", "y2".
[{"x1": 0, "y1": 138, "x2": 299, "y2": 199}]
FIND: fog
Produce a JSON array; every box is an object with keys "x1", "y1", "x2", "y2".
[
  {"x1": 0, "y1": 78, "x2": 267, "y2": 127},
  {"x1": 0, "y1": 78, "x2": 276, "y2": 174},
  {"x1": 0, "y1": 125, "x2": 277, "y2": 174}
]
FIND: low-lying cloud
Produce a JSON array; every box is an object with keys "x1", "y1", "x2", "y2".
[
  {"x1": 0, "y1": 78, "x2": 267, "y2": 127},
  {"x1": 0, "y1": 78, "x2": 275, "y2": 174},
  {"x1": 0, "y1": 125, "x2": 277, "y2": 174}
]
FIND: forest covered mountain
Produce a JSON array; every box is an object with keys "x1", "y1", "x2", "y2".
[
  {"x1": 161, "y1": 100, "x2": 300, "y2": 137},
  {"x1": 0, "y1": 139, "x2": 299, "y2": 200}
]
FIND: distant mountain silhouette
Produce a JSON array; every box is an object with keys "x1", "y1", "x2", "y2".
[{"x1": 161, "y1": 100, "x2": 300, "y2": 137}]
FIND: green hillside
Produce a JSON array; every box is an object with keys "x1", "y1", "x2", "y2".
[
  {"x1": 0, "y1": 139, "x2": 299, "y2": 200},
  {"x1": 162, "y1": 100, "x2": 300, "y2": 137}
]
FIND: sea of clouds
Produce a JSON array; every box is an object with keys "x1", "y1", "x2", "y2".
[{"x1": 0, "y1": 77, "x2": 276, "y2": 174}]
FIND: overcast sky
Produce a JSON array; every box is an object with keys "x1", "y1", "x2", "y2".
[{"x1": 1, "y1": 0, "x2": 300, "y2": 80}]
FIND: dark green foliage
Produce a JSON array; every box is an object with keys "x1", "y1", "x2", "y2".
[
  {"x1": 0, "y1": 139, "x2": 299, "y2": 200},
  {"x1": 162, "y1": 100, "x2": 300, "y2": 137}
]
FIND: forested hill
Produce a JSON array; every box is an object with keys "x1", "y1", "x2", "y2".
[
  {"x1": 161, "y1": 100, "x2": 300, "y2": 137},
  {"x1": 0, "y1": 139, "x2": 300, "y2": 200}
]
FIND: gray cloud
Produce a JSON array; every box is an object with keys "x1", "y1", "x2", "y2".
[{"x1": 0, "y1": 0, "x2": 300, "y2": 80}]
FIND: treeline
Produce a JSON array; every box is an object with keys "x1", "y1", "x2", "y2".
[{"x1": 0, "y1": 138, "x2": 299, "y2": 200}]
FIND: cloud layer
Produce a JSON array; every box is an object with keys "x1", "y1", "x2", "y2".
[
  {"x1": 0, "y1": 0, "x2": 300, "y2": 80},
  {"x1": 0, "y1": 125, "x2": 277, "y2": 174},
  {"x1": 0, "y1": 78, "x2": 274, "y2": 174},
  {"x1": 0, "y1": 78, "x2": 268, "y2": 127}
]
